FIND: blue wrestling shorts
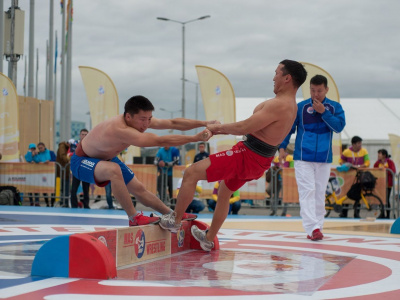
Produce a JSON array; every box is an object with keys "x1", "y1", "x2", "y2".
[{"x1": 70, "y1": 144, "x2": 134, "y2": 187}]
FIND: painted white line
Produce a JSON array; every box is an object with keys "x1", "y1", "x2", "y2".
[{"x1": 0, "y1": 278, "x2": 79, "y2": 299}]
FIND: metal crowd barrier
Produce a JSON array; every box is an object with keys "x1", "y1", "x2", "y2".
[
  {"x1": 157, "y1": 165, "x2": 174, "y2": 207},
  {"x1": 3, "y1": 161, "x2": 399, "y2": 220}
]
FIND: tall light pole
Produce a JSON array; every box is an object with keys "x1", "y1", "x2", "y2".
[
  {"x1": 160, "y1": 108, "x2": 182, "y2": 133},
  {"x1": 184, "y1": 79, "x2": 199, "y2": 133},
  {"x1": 156, "y1": 15, "x2": 210, "y2": 124}
]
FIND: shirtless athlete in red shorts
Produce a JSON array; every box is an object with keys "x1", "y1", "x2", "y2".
[{"x1": 159, "y1": 60, "x2": 308, "y2": 250}]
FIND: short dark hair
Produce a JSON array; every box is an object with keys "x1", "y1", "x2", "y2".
[
  {"x1": 80, "y1": 128, "x2": 88, "y2": 134},
  {"x1": 378, "y1": 149, "x2": 390, "y2": 158},
  {"x1": 124, "y1": 95, "x2": 154, "y2": 116},
  {"x1": 37, "y1": 142, "x2": 45, "y2": 147},
  {"x1": 279, "y1": 59, "x2": 307, "y2": 88},
  {"x1": 351, "y1": 136, "x2": 362, "y2": 144},
  {"x1": 310, "y1": 74, "x2": 328, "y2": 88}
]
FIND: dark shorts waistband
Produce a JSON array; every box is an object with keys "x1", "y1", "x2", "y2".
[{"x1": 243, "y1": 134, "x2": 279, "y2": 157}]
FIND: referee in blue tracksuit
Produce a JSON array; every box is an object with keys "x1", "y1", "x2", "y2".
[{"x1": 279, "y1": 75, "x2": 346, "y2": 241}]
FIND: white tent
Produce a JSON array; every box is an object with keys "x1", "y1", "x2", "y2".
[{"x1": 236, "y1": 98, "x2": 400, "y2": 163}]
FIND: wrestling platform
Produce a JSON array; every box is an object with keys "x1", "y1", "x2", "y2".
[{"x1": 0, "y1": 206, "x2": 400, "y2": 299}]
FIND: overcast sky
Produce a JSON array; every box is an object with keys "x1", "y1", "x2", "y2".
[{"x1": 8, "y1": 0, "x2": 400, "y2": 131}]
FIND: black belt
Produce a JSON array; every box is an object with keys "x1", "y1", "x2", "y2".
[{"x1": 243, "y1": 134, "x2": 279, "y2": 158}]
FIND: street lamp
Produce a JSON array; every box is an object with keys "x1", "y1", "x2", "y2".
[
  {"x1": 184, "y1": 79, "x2": 200, "y2": 133},
  {"x1": 160, "y1": 108, "x2": 182, "y2": 133},
  {"x1": 156, "y1": 15, "x2": 210, "y2": 124}
]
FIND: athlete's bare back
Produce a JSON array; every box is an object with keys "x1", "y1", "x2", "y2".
[
  {"x1": 249, "y1": 96, "x2": 297, "y2": 145},
  {"x1": 207, "y1": 63, "x2": 299, "y2": 145}
]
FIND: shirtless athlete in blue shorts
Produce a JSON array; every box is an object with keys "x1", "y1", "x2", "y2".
[{"x1": 70, "y1": 95, "x2": 214, "y2": 226}]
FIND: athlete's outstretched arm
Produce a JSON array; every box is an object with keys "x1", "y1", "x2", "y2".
[
  {"x1": 124, "y1": 127, "x2": 212, "y2": 148},
  {"x1": 207, "y1": 100, "x2": 281, "y2": 135},
  {"x1": 149, "y1": 117, "x2": 219, "y2": 131}
]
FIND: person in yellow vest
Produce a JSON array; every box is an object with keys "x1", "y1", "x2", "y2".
[{"x1": 339, "y1": 135, "x2": 369, "y2": 218}]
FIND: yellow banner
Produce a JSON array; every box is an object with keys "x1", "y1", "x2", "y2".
[
  {"x1": 195, "y1": 65, "x2": 237, "y2": 154},
  {"x1": 300, "y1": 62, "x2": 342, "y2": 165},
  {"x1": 0, "y1": 73, "x2": 20, "y2": 162},
  {"x1": 0, "y1": 162, "x2": 55, "y2": 193},
  {"x1": 282, "y1": 168, "x2": 386, "y2": 204},
  {"x1": 78, "y1": 66, "x2": 119, "y2": 127}
]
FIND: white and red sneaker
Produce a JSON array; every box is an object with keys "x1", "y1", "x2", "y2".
[
  {"x1": 307, "y1": 229, "x2": 324, "y2": 241},
  {"x1": 129, "y1": 212, "x2": 160, "y2": 226}
]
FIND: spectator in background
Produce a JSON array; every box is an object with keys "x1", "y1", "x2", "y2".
[
  {"x1": 208, "y1": 181, "x2": 241, "y2": 215},
  {"x1": 25, "y1": 143, "x2": 40, "y2": 206},
  {"x1": 340, "y1": 136, "x2": 370, "y2": 168},
  {"x1": 154, "y1": 146, "x2": 180, "y2": 201},
  {"x1": 36, "y1": 142, "x2": 53, "y2": 206},
  {"x1": 67, "y1": 139, "x2": 78, "y2": 157},
  {"x1": 176, "y1": 165, "x2": 205, "y2": 214},
  {"x1": 267, "y1": 144, "x2": 294, "y2": 216},
  {"x1": 374, "y1": 149, "x2": 396, "y2": 218},
  {"x1": 70, "y1": 129, "x2": 90, "y2": 208},
  {"x1": 56, "y1": 141, "x2": 71, "y2": 207},
  {"x1": 105, "y1": 182, "x2": 114, "y2": 209},
  {"x1": 267, "y1": 144, "x2": 294, "y2": 200},
  {"x1": 339, "y1": 135, "x2": 369, "y2": 218},
  {"x1": 193, "y1": 142, "x2": 209, "y2": 163}
]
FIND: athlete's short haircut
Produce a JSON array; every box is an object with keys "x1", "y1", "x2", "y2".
[
  {"x1": 279, "y1": 59, "x2": 307, "y2": 88},
  {"x1": 310, "y1": 74, "x2": 328, "y2": 88},
  {"x1": 124, "y1": 95, "x2": 155, "y2": 116}
]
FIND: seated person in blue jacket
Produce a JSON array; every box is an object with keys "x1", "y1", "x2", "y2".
[
  {"x1": 25, "y1": 142, "x2": 53, "y2": 206},
  {"x1": 208, "y1": 181, "x2": 241, "y2": 215}
]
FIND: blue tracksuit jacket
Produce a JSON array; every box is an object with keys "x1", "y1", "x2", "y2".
[{"x1": 280, "y1": 97, "x2": 346, "y2": 163}]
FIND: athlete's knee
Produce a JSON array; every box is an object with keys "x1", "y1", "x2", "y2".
[
  {"x1": 108, "y1": 163, "x2": 124, "y2": 181},
  {"x1": 184, "y1": 164, "x2": 202, "y2": 181}
]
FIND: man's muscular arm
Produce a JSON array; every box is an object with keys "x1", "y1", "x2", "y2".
[
  {"x1": 149, "y1": 117, "x2": 219, "y2": 131},
  {"x1": 126, "y1": 128, "x2": 213, "y2": 148},
  {"x1": 207, "y1": 101, "x2": 279, "y2": 135}
]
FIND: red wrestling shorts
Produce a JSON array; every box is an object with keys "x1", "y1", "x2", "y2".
[{"x1": 206, "y1": 141, "x2": 274, "y2": 191}]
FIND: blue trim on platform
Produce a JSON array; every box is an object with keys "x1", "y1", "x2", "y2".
[{"x1": 0, "y1": 206, "x2": 127, "y2": 215}]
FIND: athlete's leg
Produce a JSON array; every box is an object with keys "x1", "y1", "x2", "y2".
[
  {"x1": 94, "y1": 161, "x2": 137, "y2": 217},
  {"x1": 174, "y1": 158, "x2": 210, "y2": 223},
  {"x1": 126, "y1": 176, "x2": 171, "y2": 215},
  {"x1": 206, "y1": 180, "x2": 233, "y2": 241}
]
